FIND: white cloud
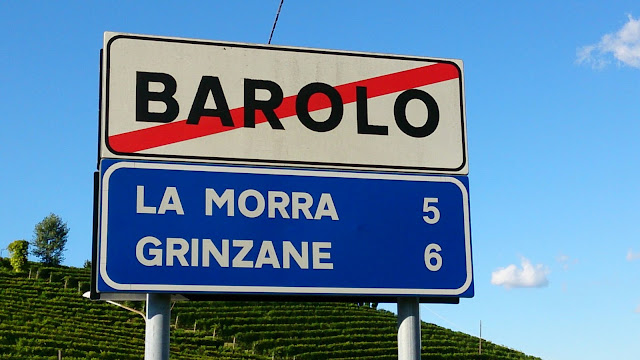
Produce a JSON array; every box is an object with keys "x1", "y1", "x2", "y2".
[
  {"x1": 577, "y1": 14, "x2": 640, "y2": 69},
  {"x1": 635, "y1": 304, "x2": 640, "y2": 313},
  {"x1": 491, "y1": 257, "x2": 550, "y2": 289},
  {"x1": 626, "y1": 249, "x2": 640, "y2": 261}
]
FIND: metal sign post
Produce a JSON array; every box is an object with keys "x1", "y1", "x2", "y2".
[
  {"x1": 145, "y1": 293, "x2": 171, "y2": 360},
  {"x1": 397, "y1": 297, "x2": 421, "y2": 360}
]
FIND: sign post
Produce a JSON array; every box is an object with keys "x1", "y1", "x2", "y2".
[
  {"x1": 398, "y1": 297, "x2": 421, "y2": 360},
  {"x1": 144, "y1": 293, "x2": 171, "y2": 360}
]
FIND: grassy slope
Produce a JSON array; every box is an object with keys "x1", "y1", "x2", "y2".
[{"x1": 0, "y1": 260, "x2": 540, "y2": 360}]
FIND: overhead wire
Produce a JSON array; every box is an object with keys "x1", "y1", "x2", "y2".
[{"x1": 268, "y1": 0, "x2": 285, "y2": 44}]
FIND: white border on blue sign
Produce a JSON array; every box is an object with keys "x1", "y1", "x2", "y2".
[{"x1": 99, "y1": 161, "x2": 472, "y2": 296}]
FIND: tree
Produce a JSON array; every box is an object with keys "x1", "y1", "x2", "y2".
[
  {"x1": 31, "y1": 213, "x2": 69, "y2": 266},
  {"x1": 7, "y1": 240, "x2": 29, "y2": 272}
]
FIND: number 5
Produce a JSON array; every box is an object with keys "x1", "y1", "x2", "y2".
[{"x1": 423, "y1": 198, "x2": 440, "y2": 224}]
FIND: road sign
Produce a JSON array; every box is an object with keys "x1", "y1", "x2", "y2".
[
  {"x1": 96, "y1": 160, "x2": 473, "y2": 297},
  {"x1": 101, "y1": 32, "x2": 467, "y2": 174}
]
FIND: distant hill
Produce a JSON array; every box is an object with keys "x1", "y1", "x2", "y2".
[{"x1": 0, "y1": 258, "x2": 541, "y2": 359}]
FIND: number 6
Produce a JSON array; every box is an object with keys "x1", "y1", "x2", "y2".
[{"x1": 424, "y1": 243, "x2": 442, "y2": 271}]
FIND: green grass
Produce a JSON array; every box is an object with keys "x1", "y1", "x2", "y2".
[{"x1": 0, "y1": 258, "x2": 540, "y2": 359}]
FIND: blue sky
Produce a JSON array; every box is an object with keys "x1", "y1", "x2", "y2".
[{"x1": 1, "y1": 1, "x2": 639, "y2": 359}]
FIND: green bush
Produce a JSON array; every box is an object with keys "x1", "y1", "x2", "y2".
[
  {"x1": 7, "y1": 240, "x2": 28, "y2": 272},
  {"x1": 0, "y1": 257, "x2": 11, "y2": 270}
]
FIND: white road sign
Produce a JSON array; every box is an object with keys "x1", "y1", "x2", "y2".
[{"x1": 101, "y1": 32, "x2": 467, "y2": 174}]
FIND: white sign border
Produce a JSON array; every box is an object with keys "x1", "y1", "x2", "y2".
[{"x1": 98, "y1": 161, "x2": 473, "y2": 296}]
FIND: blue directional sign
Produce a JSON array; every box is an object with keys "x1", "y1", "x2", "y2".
[{"x1": 97, "y1": 160, "x2": 473, "y2": 297}]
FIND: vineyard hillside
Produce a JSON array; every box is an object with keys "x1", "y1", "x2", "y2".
[{"x1": 0, "y1": 259, "x2": 541, "y2": 359}]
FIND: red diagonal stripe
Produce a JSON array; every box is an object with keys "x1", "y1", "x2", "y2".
[{"x1": 108, "y1": 63, "x2": 459, "y2": 153}]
